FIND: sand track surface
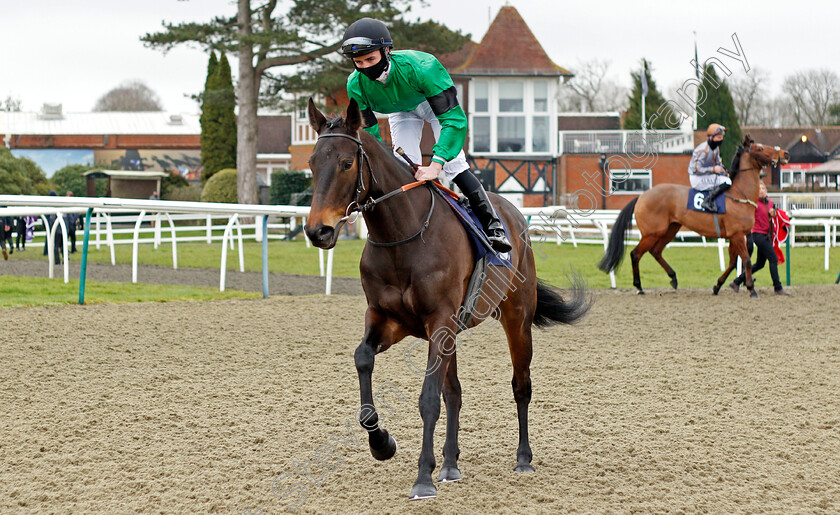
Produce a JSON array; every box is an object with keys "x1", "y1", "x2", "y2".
[{"x1": 2, "y1": 285, "x2": 839, "y2": 513}]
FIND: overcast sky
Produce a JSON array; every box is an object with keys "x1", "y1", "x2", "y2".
[{"x1": 1, "y1": 0, "x2": 837, "y2": 114}]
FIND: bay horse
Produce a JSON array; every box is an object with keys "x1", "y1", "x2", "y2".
[
  {"x1": 303, "y1": 98, "x2": 591, "y2": 500},
  {"x1": 598, "y1": 135, "x2": 789, "y2": 297}
]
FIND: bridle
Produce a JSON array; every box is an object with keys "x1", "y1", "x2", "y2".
[
  {"x1": 727, "y1": 143, "x2": 784, "y2": 208},
  {"x1": 315, "y1": 131, "x2": 436, "y2": 247}
]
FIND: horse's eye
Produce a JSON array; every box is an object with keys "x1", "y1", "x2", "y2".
[{"x1": 343, "y1": 160, "x2": 353, "y2": 170}]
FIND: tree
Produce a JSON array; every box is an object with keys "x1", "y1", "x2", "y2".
[
  {"x1": 1, "y1": 95, "x2": 22, "y2": 112},
  {"x1": 558, "y1": 59, "x2": 627, "y2": 113},
  {"x1": 267, "y1": 18, "x2": 471, "y2": 109},
  {"x1": 93, "y1": 80, "x2": 164, "y2": 111},
  {"x1": 782, "y1": 69, "x2": 840, "y2": 126},
  {"x1": 200, "y1": 52, "x2": 237, "y2": 183},
  {"x1": 0, "y1": 147, "x2": 51, "y2": 195},
  {"x1": 142, "y1": 1, "x2": 469, "y2": 205},
  {"x1": 697, "y1": 65, "x2": 742, "y2": 166},
  {"x1": 51, "y1": 164, "x2": 106, "y2": 197},
  {"x1": 623, "y1": 59, "x2": 676, "y2": 130},
  {"x1": 729, "y1": 68, "x2": 770, "y2": 126}
]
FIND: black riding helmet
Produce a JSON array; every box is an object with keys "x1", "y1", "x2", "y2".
[{"x1": 340, "y1": 18, "x2": 393, "y2": 58}]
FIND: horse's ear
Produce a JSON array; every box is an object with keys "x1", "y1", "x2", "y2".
[
  {"x1": 308, "y1": 97, "x2": 327, "y2": 135},
  {"x1": 743, "y1": 134, "x2": 752, "y2": 147},
  {"x1": 345, "y1": 98, "x2": 362, "y2": 133}
]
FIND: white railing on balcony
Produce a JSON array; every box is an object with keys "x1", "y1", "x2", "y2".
[{"x1": 558, "y1": 130, "x2": 695, "y2": 155}]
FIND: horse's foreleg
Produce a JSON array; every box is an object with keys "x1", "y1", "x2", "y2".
[
  {"x1": 410, "y1": 316, "x2": 457, "y2": 501},
  {"x1": 438, "y1": 352, "x2": 462, "y2": 483},
  {"x1": 734, "y1": 236, "x2": 757, "y2": 298},
  {"x1": 355, "y1": 311, "x2": 402, "y2": 461},
  {"x1": 713, "y1": 241, "x2": 739, "y2": 294}
]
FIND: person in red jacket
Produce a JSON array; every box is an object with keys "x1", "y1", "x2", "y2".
[{"x1": 730, "y1": 182, "x2": 790, "y2": 295}]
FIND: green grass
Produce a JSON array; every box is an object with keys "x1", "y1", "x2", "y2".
[
  {"x1": 0, "y1": 275, "x2": 260, "y2": 308},
  {"x1": 531, "y1": 242, "x2": 840, "y2": 290},
  {"x1": 15, "y1": 235, "x2": 840, "y2": 291}
]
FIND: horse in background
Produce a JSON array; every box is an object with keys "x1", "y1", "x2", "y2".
[{"x1": 599, "y1": 135, "x2": 789, "y2": 297}]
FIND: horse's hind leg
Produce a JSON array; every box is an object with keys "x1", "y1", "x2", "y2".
[
  {"x1": 650, "y1": 223, "x2": 681, "y2": 290},
  {"x1": 631, "y1": 235, "x2": 658, "y2": 295},
  {"x1": 499, "y1": 296, "x2": 535, "y2": 473},
  {"x1": 438, "y1": 352, "x2": 462, "y2": 482}
]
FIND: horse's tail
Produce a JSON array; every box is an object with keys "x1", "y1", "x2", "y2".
[
  {"x1": 598, "y1": 197, "x2": 638, "y2": 273},
  {"x1": 533, "y1": 275, "x2": 591, "y2": 328}
]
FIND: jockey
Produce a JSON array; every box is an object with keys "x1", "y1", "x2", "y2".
[
  {"x1": 340, "y1": 18, "x2": 512, "y2": 253},
  {"x1": 688, "y1": 123, "x2": 731, "y2": 213}
]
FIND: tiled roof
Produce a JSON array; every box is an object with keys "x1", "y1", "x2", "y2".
[
  {"x1": 558, "y1": 113, "x2": 621, "y2": 131},
  {"x1": 742, "y1": 127, "x2": 840, "y2": 156},
  {"x1": 1, "y1": 110, "x2": 200, "y2": 136},
  {"x1": 437, "y1": 41, "x2": 478, "y2": 71},
  {"x1": 451, "y1": 6, "x2": 571, "y2": 77}
]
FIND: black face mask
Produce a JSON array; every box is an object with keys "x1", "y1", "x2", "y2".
[
  {"x1": 356, "y1": 50, "x2": 389, "y2": 81},
  {"x1": 708, "y1": 137, "x2": 722, "y2": 149}
]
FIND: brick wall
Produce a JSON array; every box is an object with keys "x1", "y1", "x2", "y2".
[
  {"x1": 561, "y1": 153, "x2": 691, "y2": 210},
  {"x1": 11, "y1": 134, "x2": 200, "y2": 149}
]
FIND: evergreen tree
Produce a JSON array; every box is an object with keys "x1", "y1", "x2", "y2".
[
  {"x1": 623, "y1": 59, "x2": 675, "y2": 131},
  {"x1": 216, "y1": 53, "x2": 237, "y2": 174},
  {"x1": 269, "y1": 18, "x2": 471, "y2": 108},
  {"x1": 697, "y1": 65, "x2": 742, "y2": 167},
  {"x1": 200, "y1": 52, "x2": 237, "y2": 184},
  {"x1": 142, "y1": 0, "x2": 469, "y2": 204},
  {"x1": 200, "y1": 52, "x2": 220, "y2": 182}
]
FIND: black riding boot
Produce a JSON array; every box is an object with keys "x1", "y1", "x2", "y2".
[
  {"x1": 701, "y1": 182, "x2": 731, "y2": 213},
  {"x1": 453, "y1": 171, "x2": 512, "y2": 253}
]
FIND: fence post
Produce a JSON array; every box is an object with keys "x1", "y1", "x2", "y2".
[
  {"x1": 785, "y1": 232, "x2": 791, "y2": 286},
  {"x1": 262, "y1": 215, "x2": 269, "y2": 298},
  {"x1": 79, "y1": 208, "x2": 93, "y2": 304}
]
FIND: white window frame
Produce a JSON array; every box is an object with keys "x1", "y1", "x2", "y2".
[
  {"x1": 468, "y1": 78, "x2": 557, "y2": 156},
  {"x1": 610, "y1": 169, "x2": 652, "y2": 194}
]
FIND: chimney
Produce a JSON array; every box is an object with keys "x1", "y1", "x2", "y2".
[{"x1": 39, "y1": 103, "x2": 64, "y2": 120}]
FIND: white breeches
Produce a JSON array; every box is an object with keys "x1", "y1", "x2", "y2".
[
  {"x1": 689, "y1": 173, "x2": 732, "y2": 190},
  {"x1": 388, "y1": 101, "x2": 469, "y2": 181}
]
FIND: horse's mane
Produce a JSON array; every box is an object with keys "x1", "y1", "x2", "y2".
[
  {"x1": 320, "y1": 113, "x2": 418, "y2": 182},
  {"x1": 730, "y1": 145, "x2": 746, "y2": 180}
]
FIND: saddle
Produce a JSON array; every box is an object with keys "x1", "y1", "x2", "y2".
[{"x1": 687, "y1": 188, "x2": 727, "y2": 214}]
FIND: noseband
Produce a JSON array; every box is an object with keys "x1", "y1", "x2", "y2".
[{"x1": 315, "y1": 131, "x2": 436, "y2": 247}]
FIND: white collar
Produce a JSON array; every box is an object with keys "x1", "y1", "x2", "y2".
[{"x1": 375, "y1": 60, "x2": 392, "y2": 83}]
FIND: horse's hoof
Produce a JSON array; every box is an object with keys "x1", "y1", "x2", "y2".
[
  {"x1": 750, "y1": 290, "x2": 759, "y2": 299},
  {"x1": 370, "y1": 433, "x2": 397, "y2": 461},
  {"x1": 729, "y1": 281, "x2": 740, "y2": 293},
  {"x1": 437, "y1": 466, "x2": 462, "y2": 482},
  {"x1": 514, "y1": 463, "x2": 535, "y2": 473},
  {"x1": 670, "y1": 278, "x2": 678, "y2": 290},
  {"x1": 635, "y1": 290, "x2": 645, "y2": 295},
  {"x1": 409, "y1": 482, "x2": 437, "y2": 500},
  {"x1": 712, "y1": 285, "x2": 721, "y2": 295}
]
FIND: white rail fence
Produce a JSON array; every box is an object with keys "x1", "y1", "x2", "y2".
[{"x1": 2, "y1": 196, "x2": 837, "y2": 296}]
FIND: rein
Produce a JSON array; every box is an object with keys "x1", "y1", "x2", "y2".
[
  {"x1": 316, "y1": 132, "x2": 436, "y2": 247},
  {"x1": 724, "y1": 143, "x2": 778, "y2": 209}
]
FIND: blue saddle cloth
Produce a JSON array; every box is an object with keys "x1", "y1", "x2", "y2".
[
  {"x1": 435, "y1": 187, "x2": 512, "y2": 268},
  {"x1": 687, "y1": 188, "x2": 727, "y2": 214}
]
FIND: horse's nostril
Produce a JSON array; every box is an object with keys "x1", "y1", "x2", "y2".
[{"x1": 314, "y1": 226, "x2": 335, "y2": 245}]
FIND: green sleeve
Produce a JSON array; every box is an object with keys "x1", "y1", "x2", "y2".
[
  {"x1": 410, "y1": 53, "x2": 466, "y2": 162},
  {"x1": 431, "y1": 106, "x2": 467, "y2": 162},
  {"x1": 347, "y1": 74, "x2": 382, "y2": 142}
]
